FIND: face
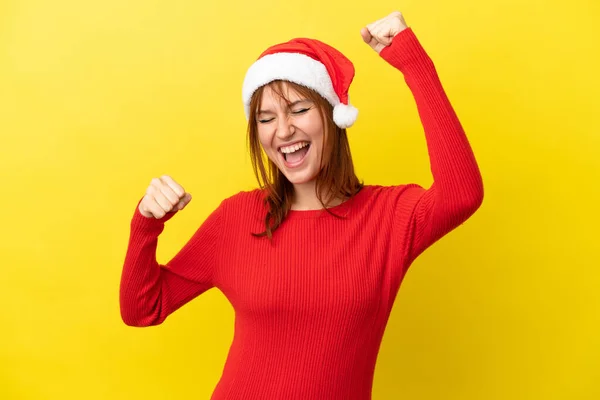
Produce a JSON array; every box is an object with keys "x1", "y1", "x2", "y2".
[{"x1": 256, "y1": 83, "x2": 326, "y2": 186}]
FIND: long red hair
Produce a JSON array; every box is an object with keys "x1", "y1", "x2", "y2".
[{"x1": 247, "y1": 80, "x2": 363, "y2": 238}]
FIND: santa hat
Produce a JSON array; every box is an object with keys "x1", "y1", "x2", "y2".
[{"x1": 242, "y1": 38, "x2": 358, "y2": 129}]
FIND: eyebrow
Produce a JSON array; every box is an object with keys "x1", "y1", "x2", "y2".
[{"x1": 257, "y1": 99, "x2": 312, "y2": 115}]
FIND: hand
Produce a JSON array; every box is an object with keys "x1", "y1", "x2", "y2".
[
  {"x1": 138, "y1": 175, "x2": 192, "y2": 219},
  {"x1": 361, "y1": 11, "x2": 409, "y2": 54}
]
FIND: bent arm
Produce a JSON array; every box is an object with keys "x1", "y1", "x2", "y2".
[
  {"x1": 382, "y1": 28, "x2": 484, "y2": 265},
  {"x1": 119, "y1": 201, "x2": 224, "y2": 327}
]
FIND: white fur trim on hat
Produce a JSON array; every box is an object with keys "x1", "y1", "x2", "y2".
[{"x1": 242, "y1": 52, "x2": 357, "y2": 128}]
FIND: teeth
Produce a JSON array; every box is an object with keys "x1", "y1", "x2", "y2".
[{"x1": 280, "y1": 142, "x2": 309, "y2": 154}]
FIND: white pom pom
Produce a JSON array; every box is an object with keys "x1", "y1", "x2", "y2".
[{"x1": 333, "y1": 103, "x2": 358, "y2": 129}]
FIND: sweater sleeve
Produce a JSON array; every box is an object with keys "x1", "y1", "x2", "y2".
[
  {"x1": 381, "y1": 28, "x2": 484, "y2": 266},
  {"x1": 119, "y1": 199, "x2": 225, "y2": 327}
]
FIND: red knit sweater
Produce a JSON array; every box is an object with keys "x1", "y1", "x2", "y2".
[{"x1": 120, "y1": 28, "x2": 483, "y2": 400}]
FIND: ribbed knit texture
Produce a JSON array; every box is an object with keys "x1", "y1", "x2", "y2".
[{"x1": 120, "y1": 27, "x2": 484, "y2": 400}]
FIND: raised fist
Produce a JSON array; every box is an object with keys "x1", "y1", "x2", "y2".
[
  {"x1": 138, "y1": 175, "x2": 192, "y2": 219},
  {"x1": 361, "y1": 11, "x2": 409, "y2": 54}
]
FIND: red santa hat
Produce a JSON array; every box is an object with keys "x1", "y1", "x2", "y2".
[{"x1": 242, "y1": 38, "x2": 358, "y2": 129}]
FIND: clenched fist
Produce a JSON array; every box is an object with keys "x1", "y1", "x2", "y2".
[
  {"x1": 361, "y1": 11, "x2": 409, "y2": 54},
  {"x1": 138, "y1": 175, "x2": 192, "y2": 219}
]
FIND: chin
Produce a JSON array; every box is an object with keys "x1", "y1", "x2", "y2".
[
  {"x1": 280, "y1": 168, "x2": 320, "y2": 185},
  {"x1": 282, "y1": 173, "x2": 314, "y2": 185}
]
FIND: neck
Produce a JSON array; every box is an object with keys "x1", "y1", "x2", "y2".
[{"x1": 290, "y1": 181, "x2": 344, "y2": 211}]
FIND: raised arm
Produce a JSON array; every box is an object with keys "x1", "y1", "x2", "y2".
[
  {"x1": 362, "y1": 12, "x2": 484, "y2": 264},
  {"x1": 119, "y1": 175, "x2": 224, "y2": 327}
]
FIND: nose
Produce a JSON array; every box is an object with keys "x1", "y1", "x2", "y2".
[{"x1": 275, "y1": 115, "x2": 295, "y2": 140}]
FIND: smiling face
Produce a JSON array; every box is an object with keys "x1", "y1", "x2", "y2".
[
  {"x1": 255, "y1": 81, "x2": 328, "y2": 186},
  {"x1": 246, "y1": 79, "x2": 362, "y2": 234}
]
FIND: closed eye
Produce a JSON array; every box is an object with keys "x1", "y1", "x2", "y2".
[
  {"x1": 258, "y1": 107, "x2": 310, "y2": 123},
  {"x1": 293, "y1": 108, "x2": 310, "y2": 115}
]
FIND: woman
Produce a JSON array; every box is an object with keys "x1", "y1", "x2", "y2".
[{"x1": 120, "y1": 11, "x2": 484, "y2": 400}]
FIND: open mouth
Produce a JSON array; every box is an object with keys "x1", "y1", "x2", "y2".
[{"x1": 279, "y1": 141, "x2": 311, "y2": 165}]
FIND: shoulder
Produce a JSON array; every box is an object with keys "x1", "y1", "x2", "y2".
[
  {"x1": 219, "y1": 188, "x2": 267, "y2": 216},
  {"x1": 359, "y1": 183, "x2": 426, "y2": 204},
  {"x1": 222, "y1": 188, "x2": 265, "y2": 205},
  {"x1": 353, "y1": 184, "x2": 428, "y2": 223}
]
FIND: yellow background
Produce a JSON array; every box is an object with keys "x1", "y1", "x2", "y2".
[{"x1": 1, "y1": 0, "x2": 598, "y2": 398}]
